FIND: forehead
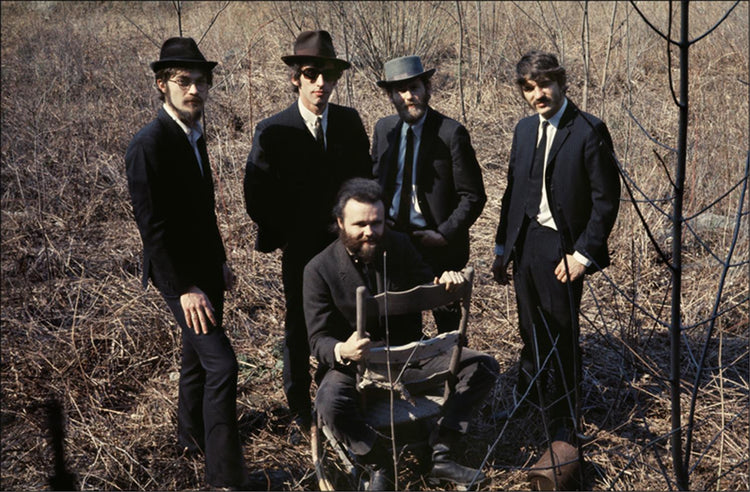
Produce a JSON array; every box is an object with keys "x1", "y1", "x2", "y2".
[
  {"x1": 390, "y1": 78, "x2": 425, "y2": 93},
  {"x1": 172, "y1": 68, "x2": 208, "y2": 79},
  {"x1": 342, "y1": 199, "x2": 383, "y2": 221},
  {"x1": 520, "y1": 76, "x2": 557, "y2": 89}
]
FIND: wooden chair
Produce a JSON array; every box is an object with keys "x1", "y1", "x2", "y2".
[{"x1": 311, "y1": 267, "x2": 474, "y2": 491}]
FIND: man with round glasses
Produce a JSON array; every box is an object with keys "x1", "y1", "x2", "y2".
[
  {"x1": 243, "y1": 30, "x2": 371, "y2": 441},
  {"x1": 125, "y1": 37, "x2": 248, "y2": 489}
]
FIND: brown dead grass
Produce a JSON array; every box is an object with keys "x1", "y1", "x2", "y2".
[{"x1": 1, "y1": 1, "x2": 748, "y2": 490}]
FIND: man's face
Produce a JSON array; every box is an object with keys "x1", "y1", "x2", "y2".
[
  {"x1": 293, "y1": 60, "x2": 341, "y2": 115},
  {"x1": 520, "y1": 76, "x2": 564, "y2": 119},
  {"x1": 388, "y1": 78, "x2": 430, "y2": 124},
  {"x1": 157, "y1": 68, "x2": 209, "y2": 127},
  {"x1": 337, "y1": 199, "x2": 385, "y2": 263}
]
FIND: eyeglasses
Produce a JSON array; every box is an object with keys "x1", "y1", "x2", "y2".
[
  {"x1": 168, "y1": 76, "x2": 210, "y2": 91},
  {"x1": 300, "y1": 67, "x2": 342, "y2": 83}
]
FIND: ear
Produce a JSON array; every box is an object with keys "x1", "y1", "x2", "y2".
[
  {"x1": 337, "y1": 217, "x2": 344, "y2": 230},
  {"x1": 156, "y1": 78, "x2": 168, "y2": 94},
  {"x1": 291, "y1": 73, "x2": 301, "y2": 88}
]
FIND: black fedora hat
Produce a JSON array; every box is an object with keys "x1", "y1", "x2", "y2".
[
  {"x1": 150, "y1": 37, "x2": 218, "y2": 73},
  {"x1": 376, "y1": 55, "x2": 436, "y2": 88},
  {"x1": 281, "y1": 30, "x2": 351, "y2": 70}
]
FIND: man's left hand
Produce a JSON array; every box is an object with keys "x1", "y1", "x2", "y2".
[
  {"x1": 555, "y1": 255, "x2": 586, "y2": 283},
  {"x1": 412, "y1": 229, "x2": 448, "y2": 247},
  {"x1": 434, "y1": 270, "x2": 465, "y2": 292}
]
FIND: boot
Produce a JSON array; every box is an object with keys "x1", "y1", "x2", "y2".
[
  {"x1": 367, "y1": 462, "x2": 394, "y2": 491},
  {"x1": 358, "y1": 439, "x2": 394, "y2": 491},
  {"x1": 427, "y1": 428, "x2": 485, "y2": 488}
]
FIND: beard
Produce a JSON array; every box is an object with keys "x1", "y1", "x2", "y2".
[
  {"x1": 396, "y1": 100, "x2": 427, "y2": 124},
  {"x1": 340, "y1": 228, "x2": 383, "y2": 264},
  {"x1": 166, "y1": 91, "x2": 203, "y2": 126}
]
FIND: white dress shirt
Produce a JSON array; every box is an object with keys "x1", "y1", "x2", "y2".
[{"x1": 298, "y1": 98, "x2": 328, "y2": 149}]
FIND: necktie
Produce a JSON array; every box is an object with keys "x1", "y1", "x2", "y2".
[
  {"x1": 526, "y1": 121, "x2": 548, "y2": 218},
  {"x1": 196, "y1": 135, "x2": 209, "y2": 178},
  {"x1": 397, "y1": 127, "x2": 414, "y2": 230},
  {"x1": 314, "y1": 116, "x2": 325, "y2": 151}
]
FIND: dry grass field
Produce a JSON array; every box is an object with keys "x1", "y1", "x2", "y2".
[{"x1": 1, "y1": 1, "x2": 748, "y2": 490}]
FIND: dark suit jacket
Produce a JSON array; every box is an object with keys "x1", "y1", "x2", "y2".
[
  {"x1": 244, "y1": 102, "x2": 371, "y2": 254},
  {"x1": 372, "y1": 107, "x2": 486, "y2": 272},
  {"x1": 303, "y1": 230, "x2": 434, "y2": 381},
  {"x1": 495, "y1": 101, "x2": 621, "y2": 272},
  {"x1": 126, "y1": 108, "x2": 226, "y2": 297}
]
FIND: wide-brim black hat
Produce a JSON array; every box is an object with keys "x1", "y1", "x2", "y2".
[
  {"x1": 150, "y1": 37, "x2": 218, "y2": 73},
  {"x1": 376, "y1": 55, "x2": 435, "y2": 88},
  {"x1": 281, "y1": 30, "x2": 351, "y2": 70}
]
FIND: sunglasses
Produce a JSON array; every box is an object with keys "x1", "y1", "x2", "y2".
[{"x1": 300, "y1": 67, "x2": 342, "y2": 83}]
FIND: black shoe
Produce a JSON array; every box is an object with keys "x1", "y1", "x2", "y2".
[
  {"x1": 288, "y1": 415, "x2": 310, "y2": 445},
  {"x1": 428, "y1": 443, "x2": 485, "y2": 488},
  {"x1": 368, "y1": 463, "x2": 394, "y2": 491}
]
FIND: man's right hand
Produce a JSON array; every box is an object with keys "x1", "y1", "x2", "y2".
[
  {"x1": 491, "y1": 255, "x2": 511, "y2": 285},
  {"x1": 180, "y1": 286, "x2": 216, "y2": 335},
  {"x1": 339, "y1": 330, "x2": 372, "y2": 362}
]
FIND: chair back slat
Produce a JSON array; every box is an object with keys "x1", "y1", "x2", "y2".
[{"x1": 354, "y1": 268, "x2": 474, "y2": 405}]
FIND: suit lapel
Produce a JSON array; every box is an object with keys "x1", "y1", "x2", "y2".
[
  {"x1": 335, "y1": 240, "x2": 359, "y2": 291},
  {"x1": 383, "y1": 121, "x2": 403, "y2": 199},
  {"x1": 158, "y1": 109, "x2": 206, "y2": 185},
  {"x1": 546, "y1": 103, "x2": 576, "y2": 167}
]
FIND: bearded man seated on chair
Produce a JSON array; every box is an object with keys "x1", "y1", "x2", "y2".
[{"x1": 303, "y1": 178, "x2": 499, "y2": 490}]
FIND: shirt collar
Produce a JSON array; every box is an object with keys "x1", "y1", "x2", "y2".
[
  {"x1": 297, "y1": 98, "x2": 328, "y2": 129},
  {"x1": 163, "y1": 103, "x2": 203, "y2": 141},
  {"x1": 540, "y1": 97, "x2": 568, "y2": 129},
  {"x1": 401, "y1": 111, "x2": 427, "y2": 140}
]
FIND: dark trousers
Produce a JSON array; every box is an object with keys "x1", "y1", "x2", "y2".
[
  {"x1": 315, "y1": 348, "x2": 499, "y2": 457},
  {"x1": 514, "y1": 220, "x2": 583, "y2": 431},
  {"x1": 281, "y1": 242, "x2": 328, "y2": 421},
  {"x1": 410, "y1": 236, "x2": 465, "y2": 334},
  {"x1": 164, "y1": 288, "x2": 246, "y2": 487}
]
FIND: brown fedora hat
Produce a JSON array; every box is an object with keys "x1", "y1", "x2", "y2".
[
  {"x1": 150, "y1": 37, "x2": 218, "y2": 73},
  {"x1": 281, "y1": 30, "x2": 351, "y2": 70},
  {"x1": 376, "y1": 55, "x2": 436, "y2": 88}
]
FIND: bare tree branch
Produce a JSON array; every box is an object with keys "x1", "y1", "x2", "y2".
[
  {"x1": 689, "y1": 0, "x2": 741, "y2": 44},
  {"x1": 121, "y1": 13, "x2": 160, "y2": 48},
  {"x1": 198, "y1": 1, "x2": 231, "y2": 46},
  {"x1": 629, "y1": 1, "x2": 677, "y2": 44}
]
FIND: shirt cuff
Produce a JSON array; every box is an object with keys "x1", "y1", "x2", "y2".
[
  {"x1": 334, "y1": 342, "x2": 351, "y2": 366},
  {"x1": 573, "y1": 251, "x2": 592, "y2": 268},
  {"x1": 494, "y1": 244, "x2": 504, "y2": 257}
]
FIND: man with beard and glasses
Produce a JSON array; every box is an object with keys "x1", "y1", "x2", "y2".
[
  {"x1": 372, "y1": 56, "x2": 486, "y2": 334},
  {"x1": 244, "y1": 31, "x2": 371, "y2": 440},
  {"x1": 125, "y1": 37, "x2": 248, "y2": 489},
  {"x1": 491, "y1": 51, "x2": 620, "y2": 487},
  {"x1": 303, "y1": 178, "x2": 499, "y2": 490}
]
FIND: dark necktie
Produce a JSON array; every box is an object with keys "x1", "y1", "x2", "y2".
[
  {"x1": 196, "y1": 135, "x2": 210, "y2": 179},
  {"x1": 314, "y1": 116, "x2": 325, "y2": 151},
  {"x1": 526, "y1": 120, "x2": 549, "y2": 218},
  {"x1": 397, "y1": 127, "x2": 415, "y2": 230}
]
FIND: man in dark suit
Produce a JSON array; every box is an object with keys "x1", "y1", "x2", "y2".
[
  {"x1": 304, "y1": 178, "x2": 498, "y2": 490},
  {"x1": 491, "y1": 51, "x2": 621, "y2": 445},
  {"x1": 126, "y1": 37, "x2": 246, "y2": 488},
  {"x1": 243, "y1": 31, "x2": 371, "y2": 434},
  {"x1": 372, "y1": 55, "x2": 486, "y2": 332}
]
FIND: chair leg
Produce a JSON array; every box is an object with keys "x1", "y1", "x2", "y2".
[{"x1": 311, "y1": 414, "x2": 335, "y2": 491}]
